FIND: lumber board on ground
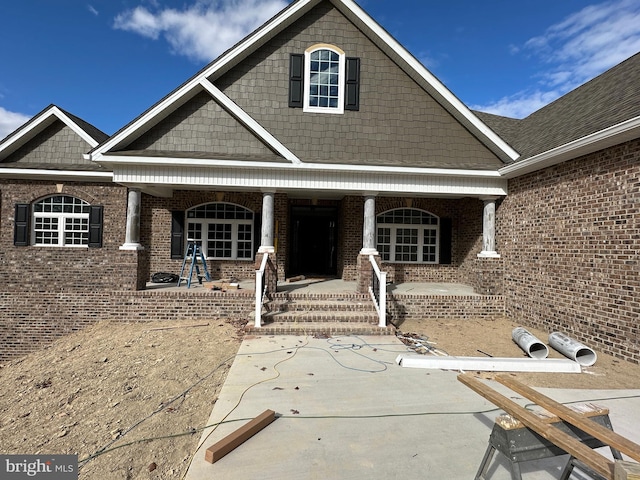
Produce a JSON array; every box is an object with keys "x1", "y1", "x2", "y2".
[
  {"x1": 615, "y1": 460, "x2": 640, "y2": 480},
  {"x1": 204, "y1": 410, "x2": 276, "y2": 464},
  {"x1": 496, "y1": 375, "x2": 640, "y2": 463},
  {"x1": 458, "y1": 374, "x2": 614, "y2": 479}
]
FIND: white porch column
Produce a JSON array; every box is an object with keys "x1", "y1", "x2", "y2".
[
  {"x1": 120, "y1": 188, "x2": 143, "y2": 250},
  {"x1": 477, "y1": 196, "x2": 500, "y2": 258},
  {"x1": 258, "y1": 191, "x2": 275, "y2": 253},
  {"x1": 360, "y1": 194, "x2": 378, "y2": 255}
]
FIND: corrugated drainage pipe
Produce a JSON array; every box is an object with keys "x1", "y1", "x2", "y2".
[
  {"x1": 548, "y1": 332, "x2": 597, "y2": 366},
  {"x1": 512, "y1": 327, "x2": 549, "y2": 359}
]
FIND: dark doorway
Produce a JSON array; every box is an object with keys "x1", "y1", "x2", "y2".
[{"x1": 288, "y1": 206, "x2": 338, "y2": 277}]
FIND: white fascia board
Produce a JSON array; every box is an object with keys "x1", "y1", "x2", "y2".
[
  {"x1": 335, "y1": 0, "x2": 520, "y2": 163},
  {"x1": 51, "y1": 107, "x2": 100, "y2": 147},
  {"x1": 499, "y1": 115, "x2": 640, "y2": 179},
  {"x1": 0, "y1": 168, "x2": 113, "y2": 181},
  {"x1": 199, "y1": 79, "x2": 300, "y2": 163},
  {"x1": 0, "y1": 106, "x2": 98, "y2": 158},
  {"x1": 91, "y1": 0, "x2": 319, "y2": 158},
  {"x1": 396, "y1": 354, "x2": 581, "y2": 373},
  {"x1": 95, "y1": 154, "x2": 502, "y2": 179}
]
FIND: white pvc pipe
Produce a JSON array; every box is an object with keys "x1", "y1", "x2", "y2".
[
  {"x1": 512, "y1": 327, "x2": 549, "y2": 359},
  {"x1": 548, "y1": 332, "x2": 597, "y2": 366}
]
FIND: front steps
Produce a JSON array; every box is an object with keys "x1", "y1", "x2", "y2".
[{"x1": 244, "y1": 292, "x2": 396, "y2": 336}]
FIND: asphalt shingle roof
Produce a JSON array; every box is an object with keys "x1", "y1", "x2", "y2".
[{"x1": 476, "y1": 52, "x2": 640, "y2": 162}]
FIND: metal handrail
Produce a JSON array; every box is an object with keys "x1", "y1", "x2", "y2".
[
  {"x1": 254, "y1": 253, "x2": 270, "y2": 328},
  {"x1": 368, "y1": 255, "x2": 386, "y2": 327}
]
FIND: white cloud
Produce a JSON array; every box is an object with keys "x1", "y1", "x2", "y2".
[
  {"x1": 113, "y1": 0, "x2": 288, "y2": 62},
  {"x1": 475, "y1": 0, "x2": 640, "y2": 118},
  {"x1": 88, "y1": 5, "x2": 99, "y2": 16},
  {"x1": 0, "y1": 107, "x2": 31, "y2": 140}
]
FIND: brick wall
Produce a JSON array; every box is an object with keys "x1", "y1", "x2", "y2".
[
  {"x1": 498, "y1": 138, "x2": 640, "y2": 363},
  {"x1": 0, "y1": 289, "x2": 255, "y2": 362},
  {"x1": 0, "y1": 180, "x2": 139, "y2": 290}
]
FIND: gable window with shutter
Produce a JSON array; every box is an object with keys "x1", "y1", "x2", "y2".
[
  {"x1": 289, "y1": 44, "x2": 360, "y2": 113},
  {"x1": 14, "y1": 195, "x2": 103, "y2": 248}
]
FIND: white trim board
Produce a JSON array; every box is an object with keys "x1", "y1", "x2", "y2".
[{"x1": 396, "y1": 354, "x2": 581, "y2": 373}]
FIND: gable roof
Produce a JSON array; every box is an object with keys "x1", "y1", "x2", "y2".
[
  {"x1": 0, "y1": 105, "x2": 112, "y2": 178},
  {"x1": 89, "y1": 0, "x2": 519, "y2": 165},
  {"x1": 478, "y1": 52, "x2": 640, "y2": 177}
]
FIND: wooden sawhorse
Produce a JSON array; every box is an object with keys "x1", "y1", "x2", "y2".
[{"x1": 475, "y1": 404, "x2": 622, "y2": 479}]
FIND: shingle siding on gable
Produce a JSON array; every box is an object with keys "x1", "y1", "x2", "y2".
[
  {"x1": 3, "y1": 121, "x2": 93, "y2": 166},
  {"x1": 123, "y1": 91, "x2": 276, "y2": 157},
  {"x1": 215, "y1": 1, "x2": 502, "y2": 169}
]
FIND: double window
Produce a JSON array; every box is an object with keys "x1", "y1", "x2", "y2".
[
  {"x1": 289, "y1": 44, "x2": 360, "y2": 112},
  {"x1": 14, "y1": 195, "x2": 103, "y2": 247},
  {"x1": 185, "y1": 203, "x2": 254, "y2": 260},
  {"x1": 377, "y1": 208, "x2": 439, "y2": 264}
]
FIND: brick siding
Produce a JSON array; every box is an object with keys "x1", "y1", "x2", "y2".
[{"x1": 498, "y1": 138, "x2": 640, "y2": 363}]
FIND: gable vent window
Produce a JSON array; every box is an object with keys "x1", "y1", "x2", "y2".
[{"x1": 289, "y1": 44, "x2": 360, "y2": 113}]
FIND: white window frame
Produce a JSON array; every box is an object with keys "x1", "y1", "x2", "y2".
[
  {"x1": 31, "y1": 195, "x2": 90, "y2": 247},
  {"x1": 186, "y1": 203, "x2": 254, "y2": 261},
  {"x1": 303, "y1": 44, "x2": 345, "y2": 114},
  {"x1": 376, "y1": 208, "x2": 440, "y2": 264}
]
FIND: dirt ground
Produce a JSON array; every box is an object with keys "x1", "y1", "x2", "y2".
[{"x1": 1, "y1": 316, "x2": 638, "y2": 479}]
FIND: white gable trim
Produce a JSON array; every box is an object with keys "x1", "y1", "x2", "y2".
[
  {"x1": 91, "y1": 0, "x2": 518, "y2": 164},
  {"x1": 199, "y1": 79, "x2": 301, "y2": 163},
  {"x1": 499, "y1": 115, "x2": 640, "y2": 179},
  {"x1": 0, "y1": 106, "x2": 99, "y2": 160},
  {"x1": 333, "y1": 0, "x2": 520, "y2": 162}
]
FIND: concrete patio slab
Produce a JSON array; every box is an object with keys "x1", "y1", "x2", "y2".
[{"x1": 185, "y1": 334, "x2": 640, "y2": 480}]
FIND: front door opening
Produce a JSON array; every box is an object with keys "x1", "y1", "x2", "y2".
[{"x1": 288, "y1": 206, "x2": 338, "y2": 277}]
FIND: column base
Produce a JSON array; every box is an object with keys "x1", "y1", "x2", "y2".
[
  {"x1": 477, "y1": 251, "x2": 500, "y2": 258},
  {"x1": 120, "y1": 243, "x2": 144, "y2": 251},
  {"x1": 258, "y1": 246, "x2": 275, "y2": 254}
]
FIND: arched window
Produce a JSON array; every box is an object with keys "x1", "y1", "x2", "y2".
[
  {"x1": 304, "y1": 45, "x2": 345, "y2": 114},
  {"x1": 186, "y1": 203, "x2": 254, "y2": 260},
  {"x1": 376, "y1": 208, "x2": 439, "y2": 264},
  {"x1": 32, "y1": 195, "x2": 91, "y2": 246}
]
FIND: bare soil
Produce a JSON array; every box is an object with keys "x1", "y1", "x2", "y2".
[{"x1": 1, "y1": 316, "x2": 638, "y2": 479}]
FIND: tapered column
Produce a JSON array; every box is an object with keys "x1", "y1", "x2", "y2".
[
  {"x1": 360, "y1": 194, "x2": 378, "y2": 255},
  {"x1": 477, "y1": 196, "x2": 500, "y2": 258},
  {"x1": 258, "y1": 191, "x2": 275, "y2": 253},
  {"x1": 120, "y1": 188, "x2": 143, "y2": 250}
]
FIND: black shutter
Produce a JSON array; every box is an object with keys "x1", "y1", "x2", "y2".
[
  {"x1": 345, "y1": 57, "x2": 360, "y2": 111},
  {"x1": 289, "y1": 53, "x2": 304, "y2": 108},
  {"x1": 253, "y1": 212, "x2": 262, "y2": 257},
  {"x1": 88, "y1": 205, "x2": 103, "y2": 248},
  {"x1": 171, "y1": 211, "x2": 185, "y2": 259},
  {"x1": 439, "y1": 218, "x2": 452, "y2": 264},
  {"x1": 14, "y1": 203, "x2": 30, "y2": 246}
]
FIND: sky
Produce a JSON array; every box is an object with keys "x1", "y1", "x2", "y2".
[{"x1": 1, "y1": 0, "x2": 640, "y2": 139}]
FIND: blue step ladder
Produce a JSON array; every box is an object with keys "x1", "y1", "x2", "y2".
[{"x1": 178, "y1": 240, "x2": 211, "y2": 288}]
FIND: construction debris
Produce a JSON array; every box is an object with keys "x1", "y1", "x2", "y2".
[{"x1": 396, "y1": 354, "x2": 581, "y2": 373}]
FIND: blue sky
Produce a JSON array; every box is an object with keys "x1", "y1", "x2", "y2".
[{"x1": 1, "y1": 0, "x2": 640, "y2": 139}]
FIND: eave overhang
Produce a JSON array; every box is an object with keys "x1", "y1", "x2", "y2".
[
  {"x1": 96, "y1": 155, "x2": 507, "y2": 198},
  {"x1": 0, "y1": 168, "x2": 113, "y2": 182},
  {"x1": 499, "y1": 115, "x2": 640, "y2": 179}
]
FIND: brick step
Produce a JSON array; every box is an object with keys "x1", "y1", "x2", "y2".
[
  {"x1": 265, "y1": 299, "x2": 375, "y2": 313},
  {"x1": 261, "y1": 310, "x2": 379, "y2": 323},
  {"x1": 245, "y1": 321, "x2": 396, "y2": 336}
]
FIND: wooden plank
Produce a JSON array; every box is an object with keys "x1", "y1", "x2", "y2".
[
  {"x1": 615, "y1": 460, "x2": 640, "y2": 480},
  {"x1": 458, "y1": 374, "x2": 614, "y2": 479},
  {"x1": 205, "y1": 409, "x2": 276, "y2": 464},
  {"x1": 496, "y1": 375, "x2": 640, "y2": 464},
  {"x1": 495, "y1": 403, "x2": 609, "y2": 430}
]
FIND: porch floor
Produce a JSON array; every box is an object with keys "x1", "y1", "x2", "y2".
[{"x1": 145, "y1": 277, "x2": 479, "y2": 296}]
